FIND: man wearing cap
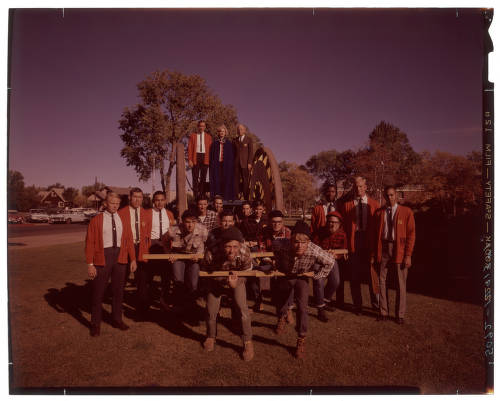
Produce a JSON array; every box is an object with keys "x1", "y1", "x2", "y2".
[
  {"x1": 341, "y1": 176, "x2": 380, "y2": 314},
  {"x1": 311, "y1": 183, "x2": 339, "y2": 236},
  {"x1": 165, "y1": 209, "x2": 208, "y2": 323},
  {"x1": 312, "y1": 211, "x2": 347, "y2": 320},
  {"x1": 202, "y1": 226, "x2": 254, "y2": 361},
  {"x1": 85, "y1": 191, "x2": 136, "y2": 336},
  {"x1": 273, "y1": 221, "x2": 336, "y2": 358},
  {"x1": 371, "y1": 185, "x2": 415, "y2": 324}
]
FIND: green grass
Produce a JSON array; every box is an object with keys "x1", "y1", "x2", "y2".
[{"x1": 8, "y1": 242, "x2": 486, "y2": 393}]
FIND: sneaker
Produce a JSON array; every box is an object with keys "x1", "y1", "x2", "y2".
[
  {"x1": 275, "y1": 316, "x2": 287, "y2": 335},
  {"x1": 242, "y1": 341, "x2": 254, "y2": 361},
  {"x1": 203, "y1": 337, "x2": 215, "y2": 352},
  {"x1": 286, "y1": 309, "x2": 295, "y2": 325},
  {"x1": 318, "y1": 308, "x2": 329, "y2": 323},
  {"x1": 295, "y1": 336, "x2": 306, "y2": 359}
]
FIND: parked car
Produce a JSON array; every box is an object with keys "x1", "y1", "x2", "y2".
[
  {"x1": 28, "y1": 209, "x2": 49, "y2": 223},
  {"x1": 8, "y1": 210, "x2": 24, "y2": 224},
  {"x1": 48, "y1": 210, "x2": 66, "y2": 224},
  {"x1": 82, "y1": 209, "x2": 99, "y2": 223}
]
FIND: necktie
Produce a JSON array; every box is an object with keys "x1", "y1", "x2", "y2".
[
  {"x1": 111, "y1": 213, "x2": 117, "y2": 247},
  {"x1": 159, "y1": 210, "x2": 163, "y2": 238},
  {"x1": 358, "y1": 198, "x2": 363, "y2": 231},
  {"x1": 135, "y1": 208, "x2": 139, "y2": 243},
  {"x1": 220, "y1": 141, "x2": 224, "y2": 162},
  {"x1": 387, "y1": 207, "x2": 393, "y2": 241}
]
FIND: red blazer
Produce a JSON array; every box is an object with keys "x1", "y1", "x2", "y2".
[
  {"x1": 118, "y1": 206, "x2": 153, "y2": 262},
  {"x1": 188, "y1": 132, "x2": 212, "y2": 166},
  {"x1": 341, "y1": 197, "x2": 380, "y2": 253},
  {"x1": 371, "y1": 204, "x2": 416, "y2": 264},
  {"x1": 85, "y1": 213, "x2": 136, "y2": 266}
]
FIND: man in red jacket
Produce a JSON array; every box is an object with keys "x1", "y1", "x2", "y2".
[
  {"x1": 311, "y1": 182, "x2": 339, "y2": 236},
  {"x1": 371, "y1": 186, "x2": 416, "y2": 324},
  {"x1": 118, "y1": 187, "x2": 152, "y2": 317},
  {"x1": 341, "y1": 176, "x2": 380, "y2": 315},
  {"x1": 85, "y1": 191, "x2": 136, "y2": 336},
  {"x1": 188, "y1": 120, "x2": 212, "y2": 198}
]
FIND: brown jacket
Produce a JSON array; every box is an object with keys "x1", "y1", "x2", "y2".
[{"x1": 234, "y1": 135, "x2": 254, "y2": 168}]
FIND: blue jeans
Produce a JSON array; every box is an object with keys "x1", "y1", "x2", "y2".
[
  {"x1": 277, "y1": 277, "x2": 309, "y2": 336},
  {"x1": 313, "y1": 262, "x2": 340, "y2": 308},
  {"x1": 171, "y1": 260, "x2": 200, "y2": 293}
]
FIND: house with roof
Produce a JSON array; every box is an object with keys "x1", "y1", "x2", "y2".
[{"x1": 37, "y1": 188, "x2": 68, "y2": 208}]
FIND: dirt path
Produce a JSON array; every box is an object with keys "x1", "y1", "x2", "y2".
[{"x1": 8, "y1": 231, "x2": 85, "y2": 249}]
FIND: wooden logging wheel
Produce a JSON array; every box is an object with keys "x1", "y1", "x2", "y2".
[{"x1": 249, "y1": 147, "x2": 284, "y2": 213}]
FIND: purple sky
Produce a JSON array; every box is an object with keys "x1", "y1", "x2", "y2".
[{"x1": 8, "y1": 8, "x2": 484, "y2": 192}]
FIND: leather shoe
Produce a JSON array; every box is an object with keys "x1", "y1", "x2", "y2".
[
  {"x1": 397, "y1": 318, "x2": 405, "y2": 325},
  {"x1": 90, "y1": 325, "x2": 100, "y2": 337},
  {"x1": 317, "y1": 308, "x2": 329, "y2": 323},
  {"x1": 111, "y1": 320, "x2": 129, "y2": 331}
]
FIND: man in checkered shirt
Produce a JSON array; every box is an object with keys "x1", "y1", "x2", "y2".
[
  {"x1": 273, "y1": 220, "x2": 337, "y2": 359},
  {"x1": 195, "y1": 194, "x2": 218, "y2": 232}
]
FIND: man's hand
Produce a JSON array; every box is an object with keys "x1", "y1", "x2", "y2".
[
  {"x1": 228, "y1": 272, "x2": 238, "y2": 288},
  {"x1": 403, "y1": 256, "x2": 412, "y2": 269},
  {"x1": 167, "y1": 255, "x2": 177, "y2": 263},
  {"x1": 130, "y1": 260, "x2": 137, "y2": 273},
  {"x1": 188, "y1": 161, "x2": 193, "y2": 168},
  {"x1": 88, "y1": 264, "x2": 97, "y2": 280}
]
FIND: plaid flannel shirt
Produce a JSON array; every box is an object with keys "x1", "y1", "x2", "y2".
[
  {"x1": 313, "y1": 228, "x2": 347, "y2": 250},
  {"x1": 258, "y1": 225, "x2": 291, "y2": 251},
  {"x1": 197, "y1": 209, "x2": 218, "y2": 232},
  {"x1": 273, "y1": 240, "x2": 336, "y2": 280},
  {"x1": 166, "y1": 222, "x2": 208, "y2": 254},
  {"x1": 203, "y1": 241, "x2": 253, "y2": 272}
]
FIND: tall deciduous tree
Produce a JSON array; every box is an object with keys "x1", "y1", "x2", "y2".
[
  {"x1": 353, "y1": 121, "x2": 421, "y2": 199},
  {"x1": 305, "y1": 149, "x2": 355, "y2": 190},
  {"x1": 63, "y1": 187, "x2": 79, "y2": 205},
  {"x1": 82, "y1": 182, "x2": 106, "y2": 197},
  {"x1": 420, "y1": 151, "x2": 481, "y2": 216},
  {"x1": 8, "y1": 170, "x2": 25, "y2": 210},
  {"x1": 280, "y1": 163, "x2": 318, "y2": 218},
  {"x1": 119, "y1": 70, "x2": 239, "y2": 198}
]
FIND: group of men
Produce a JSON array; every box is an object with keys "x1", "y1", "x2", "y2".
[
  {"x1": 188, "y1": 120, "x2": 254, "y2": 200},
  {"x1": 84, "y1": 175, "x2": 415, "y2": 361}
]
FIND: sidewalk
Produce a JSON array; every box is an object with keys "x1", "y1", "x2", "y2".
[{"x1": 8, "y1": 231, "x2": 85, "y2": 249}]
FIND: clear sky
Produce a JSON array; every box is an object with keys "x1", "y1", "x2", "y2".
[{"x1": 8, "y1": 7, "x2": 484, "y2": 192}]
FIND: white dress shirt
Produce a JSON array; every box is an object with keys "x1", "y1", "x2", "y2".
[
  {"x1": 102, "y1": 211, "x2": 123, "y2": 248},
  {"x1": 197, "y1": 132, "x2": 205, "y2": 153},
  {"x1": 323, "y1": 202, "x2": 336, "y2": 216},
  {"x1": 383, "y1": 203, "x2": 398, "y2": 240},
  {"x1": 129, "y1": 206, "x2": 141, "y2": 243},
  {"x1": 354, "y1": 195, "x2": 368, "y2": 231},
  {"x1": 151, "y1": 208, "x2": 170, "y2": 240}
]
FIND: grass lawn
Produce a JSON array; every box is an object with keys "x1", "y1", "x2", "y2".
[{"x1": 8, "y1": 242, "x2": 486, "y2": 394}]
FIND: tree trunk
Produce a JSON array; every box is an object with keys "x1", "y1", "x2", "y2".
[
  {"x1": 164, "y1": 160, "x2": 175, "y2": 202},
  {"x1": 160, "y1": 163, "x2": 166, "y2": 194}
]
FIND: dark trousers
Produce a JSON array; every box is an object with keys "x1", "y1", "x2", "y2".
[
  {"x1": 334, "y1": 259, "x2": 348, "y2": 307},
  {"x1": 91, "y1": 247, "x2": 126, "y2": 326},
  {"x1": 277, "y1": 277, "x2": 309, "y2": 336},
  {"x1": 248, "y1": 264, "x2": 272, "y2": 303},
  {"x1": 192, "y1": 153, "x2": 208, "y2": 197},
  {"x1": 235, "y1": 166, "x2": 250, "y2": 200},
  {"x1": 135, "y1": 240, "x2": 168, "y2": 311},
  {"x1": 349, "y1": 231, "x2": 379, "y2": 310},
  {"x1": 313, "y1": 263, "x2": 340, "y2": 308}
]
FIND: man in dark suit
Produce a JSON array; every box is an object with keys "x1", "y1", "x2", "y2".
[
  {"x1": 341, "y1": 176, "x2": 380, "y2": 315},
  {"x1": 234, "y1": 124, "x2": 254, "y2": 200}
]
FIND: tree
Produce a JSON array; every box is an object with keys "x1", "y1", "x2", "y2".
[
  {"x1": 17, "y1": 185, "x2": 42, "y2": 212},
  {"x1": 8, "y1": 170, "x2": 25, "y2": 210},
  {"x1": 305, "y1": 149, "x2": 355, "y2": 190},
  {"x1": 119, "y1": 69, "x2": 239, "y2": 198},
  {"x1": 63, "y1": 187, "x2": 79, "y2": 205},
  {"x1": 280, "y1": 163, "x2": 318, "y2": 218},
  {"x1": 420, "y1": 151, "x2": 481, "y2": 216},
  {"x1": 353, "y1": 121, "x2": 421, "y2": 200},
  {"x1": 46, "y1": 183, "x2": 64, "y2": 190},
  {"x1": 81, "y1": 182, "x2": 106, "y2": 197}
]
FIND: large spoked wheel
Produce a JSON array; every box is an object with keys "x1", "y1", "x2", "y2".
[
  {"x1": 248, "y1": 147, "x2": 284, "y2": 212},
  {"x1": 176, "y1": 142, "x2": 187, "y2": 218}
]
